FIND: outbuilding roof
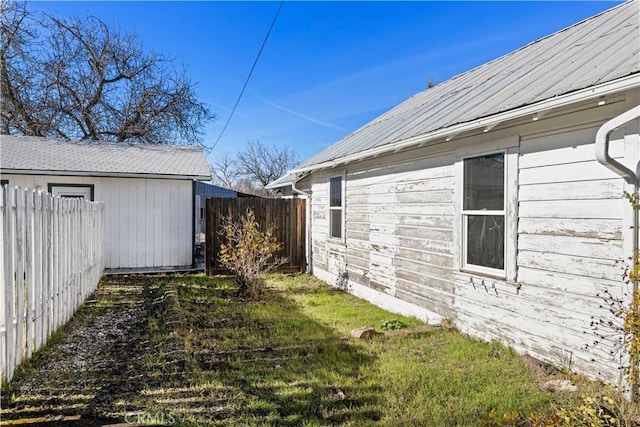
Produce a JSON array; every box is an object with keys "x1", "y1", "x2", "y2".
[
  {"x1": 294, "y1": 0, "x2": 640, "y2": 173},
  {"x1": 195, "y1": 181, "x2": 237, "y2": 198},
  {"x1": 0, "y1": 135, "x2": 211, "y2": 180}
]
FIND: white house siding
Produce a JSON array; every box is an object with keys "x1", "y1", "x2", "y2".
[
  {"x1": 452, "y1": 98, "x2": 635, "y2": 384},
  {"x1": 1, "y1": 175, "x2": 192, "y2": 270},
  {"x1": 453, "y1": 129, "x2": 626, "y2": 384},
  {"x1": 310, "y1": 179, "x2": 329, "y2": 273},
  {"x1": 307, "y1": 145, "x2": 459, "y2": 322},
  {"x1": 519, "y1": 129, "x2": 624, "y2": 378},
  {"x1": 306, "y1": 93, "x2": 638, "y2": 383}
]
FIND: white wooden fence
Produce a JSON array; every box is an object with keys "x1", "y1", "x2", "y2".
[{"x1": 0, "y1": 186, "x2": 105, "y2": 382}]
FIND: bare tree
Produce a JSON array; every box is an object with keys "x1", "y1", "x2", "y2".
[
  {"x1": 1, "y1": 2, "x2": 42, "y2": 136},
  {"x1": 211, "y1": 153, "x2": 241, "y2": 189},
  {"x1": 1, "y1": 2, "x2": 215, "y2": 146},
  {"x1": 235, "y1": 140, "x2": 298, "y2": 188},
  {"x1": 210, "y1": 140, "x2": 298, "y2": 197},
  {"x1": 234, "y1": 178, "x2": 268, "y2": 197}
]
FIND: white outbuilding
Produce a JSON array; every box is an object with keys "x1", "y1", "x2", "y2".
[{"x1": 0, "y1": 135, "x2": 211, "y2": 271}]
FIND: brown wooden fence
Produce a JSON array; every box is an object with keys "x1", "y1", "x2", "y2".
[{"x1": 205, "y1": 197, "x2": 306, "y2": 275}]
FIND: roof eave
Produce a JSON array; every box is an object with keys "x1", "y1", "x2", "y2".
[
  {"x1": 265, "y1": 173, "x2": 296, "y2": 190},
  {"x1": 1, "y1": 169, "x2": 212, "y2": 181},
  {"x1": 264, "y1": 182, "x2": 288, "y2": 190},
  {"x1": 291, "y1": 73, "x2": 640, "y2": 174}
]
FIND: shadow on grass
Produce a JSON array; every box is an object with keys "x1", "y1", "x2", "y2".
[
  {"x1": 1, "y1": 274, "x2": 381, "y2": 426},
  {"x1": 148, "y1": 276, "x2": 382, "y2": 426},
  {"x1": 0, "y1": 275, "x2": 181, "y2": 426}
]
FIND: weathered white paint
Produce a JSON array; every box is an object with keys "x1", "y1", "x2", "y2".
[
  {"x1": 1, "y1": 175, "x2": 193, "y2": 269},
  {"x1": 0, "y1": 187, "x2": 104, "y2": 382},
  {"x1": 306, "y1": 93, "x2": 638, "y2": 385}
]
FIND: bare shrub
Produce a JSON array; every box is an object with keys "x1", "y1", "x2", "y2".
[{"x1": 219, "y1": 210, "x2": 286, "y2": 299}]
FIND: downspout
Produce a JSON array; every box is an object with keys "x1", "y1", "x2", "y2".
[
  {"x1": 595, "y1": 105, "x2": 640, "y2": 398},
  {"x1": 291, "y1": 173, "x2": 313, "y2": 274},
  {"x1": 595, "y1": 106, "x2": 640, "y2": 184}
]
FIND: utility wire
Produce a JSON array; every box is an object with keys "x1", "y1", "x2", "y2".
[{"x1": 206, "y1": 0, "x2": 285, "y2": 155}]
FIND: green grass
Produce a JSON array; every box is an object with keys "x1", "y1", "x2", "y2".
[{"x1": 0, "y1": 273, "x2": 632, "y2": 426}]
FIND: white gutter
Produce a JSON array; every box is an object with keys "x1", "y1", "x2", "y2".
[
  {"x1": 291, "y1": 74, "x2": 640, "y2": 174},
  {"x1": 595, "y1": 105, "x2": 640, "y2": 184},
  {"x1": 596, "y1": 104, "x2": 640, "y2": 399},
  {"x1": 291, "y1": 173, "x2": 313, "y2": 274}
]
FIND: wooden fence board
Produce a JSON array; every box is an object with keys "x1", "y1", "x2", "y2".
[
  {"x1": 15, "y1": 188, "x2": 25, "y2": 372},
  {"x1": 0, "y1": 186, "x2": 105, "y2": 383},
  {"x1": 205, "y1": 198, "x2": 306, "y2": 275},
  {"x1": 26, "y1": 189, "x2": 34, "y2": 360}
]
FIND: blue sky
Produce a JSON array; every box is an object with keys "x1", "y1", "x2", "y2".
[{"x1": 29, "y1": 1, "x2": 622, "y2": 165}]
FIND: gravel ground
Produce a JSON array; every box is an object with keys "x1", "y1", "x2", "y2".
[{"x1": 0, "y1": 276, "x2": 155, "y2": 425}]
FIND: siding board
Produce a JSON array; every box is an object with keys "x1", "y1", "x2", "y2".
[
  {"x1": 136, "y1": 180, "x2": 145, "y2": 267},
  {"x1": 396, "y1": 189, "x2": 454, "y2": 204},
  {"x1": 396, "y1": 215, "x2": 453, "y2": 228},
  {"x1": 519, "y1": 199, "x2": 622, "y2": 219},
  {"x1": 518, "y1": 250, "x2": 620, "y2": 281},
  {"x1": 396, "y1": 236, "x2": 452, "y2": 254},
  {"x1": 517, "y1": 267, "x2": 620, "y2": 294},
  {"x1": 396, "y1": 226, "x2": 453, "y2": 241},
  {"x1": 519, "y1": 131, "x2": 624, "y2": 169},
  {"x1": 395, "y1": 176, "x2": 454, "y2": 192},
  {"x1": 396, "y1": 288, "x2": 456, "y2": 318},
  {"x1": 519, "y1": 179, "x2": 622, "y2": 201},
  {"x1": 519, "y1": 161, "x2": 621, "y2": 185},
  {"x1": 396, "y1": 269, "x2": 456, "y2": 294},
  {"x1": 396, "y1": 247, "x2": 454, "y2": 269},
  {"x1": 518, "y1": 234, "x2": 622, "y2": 259},
  {"x1": 519, "y1": 217, "x2": 622, "y2": 240}
]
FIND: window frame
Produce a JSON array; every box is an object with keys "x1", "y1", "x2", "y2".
[
  {"x1": 461, "y1": 151, "x2": 507, "y2": 278},
  {"x1": 47, "y1": 183, "x2": 95, "y2": 201},
  {"x1": 328, "y1": 175, "x2": 345, "y2": 241}
]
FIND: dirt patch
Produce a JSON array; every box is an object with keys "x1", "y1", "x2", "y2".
[{"x1": 0, "y1": 274, "x2": 180, "y2": 425}]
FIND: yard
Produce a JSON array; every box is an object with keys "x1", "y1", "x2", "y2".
[{"x1": 0, "y1": 274, "x2": 633, "y2": 426}]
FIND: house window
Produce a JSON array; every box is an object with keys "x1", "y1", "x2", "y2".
[
  {"x1": 462, "y1": 152, "x2": 505, "y2": 274},
  {"x1": 329, "y1": 176, "x2": 343, "y2": 239}
]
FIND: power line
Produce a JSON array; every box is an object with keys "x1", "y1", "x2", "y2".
[{"x1": 206, "y1": 0, "x2": 285, "y2": 155}]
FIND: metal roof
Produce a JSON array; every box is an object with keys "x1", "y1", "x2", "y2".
[
  {"x1": 195, "y1": 181, "x2": 238, "y2": 198},
  {"x1": 296, "y1": 0, "x2": 640, "y2": 171},
  {"x1": 265, "y1": 173, "x2": 296, "y2": 189},
  {"x1": 0, "y1": 135, "x2": 211, "y2": 180}
]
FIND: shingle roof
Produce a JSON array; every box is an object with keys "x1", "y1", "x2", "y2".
[
  {"x1": 297, "y1": 0, "x2": 640, "y2": 171},
  {"x1": 0, "y1": 135, "x2": 211, "y2": 180}
]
